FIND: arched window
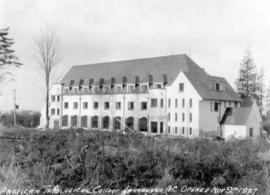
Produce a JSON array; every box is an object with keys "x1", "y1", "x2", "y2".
[
  {"x1": 139, "y1": 117, "x2": 148, "y2": 132},
  {"x1": 126, "y1": 117, "x2": 134, "y2": 130},
  {"x1": 62, "y1": 115, "x2": 68, "y2": 127},
  {"x1": 71, "y1": 115, "x2": 78, "y2": 128},
  {"x1": 92, "y1": 116, "x2": 98, "y2": 129},
  {"x1": 113, "y1": 117, "x2": 121, "y2": 130},
  {"x1": 81, "y1": 115, "x2": 88, "y2": 128},
  {"x1": 102, "y1": 116, "x2": 110, "y2": 129}
]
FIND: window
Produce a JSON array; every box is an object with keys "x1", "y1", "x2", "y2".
[
  {"x1": 73, "y1": 102, "x2": 78, "y2": 109},
  {"x1": 57, "y1": 95, "x2": 60, "y2": 102},
  {"x1": 182, "y1": 127, "x2": 185, "y2": 135},
  {"x1": 214, "y1": 102, "x2": 219, "y2": 112},
  {"x1": 51, "y1": 95, "x2": 55, "y2": 102},
  {"x1": 81, "y1": 116, "x2": 88, "y2": 128},
  {"x1": 139, "y1": 117, "x2": 148, "y2": 132},
  {"x1": 116, "y1": 102, "x2": 121, "y2": 110},
  {"x1": 151, "y1": 98, "x2": 158, "y2": 107},
  {"x1": 92, "y1": 116, "x2": 98, "y2": 128},
  {"x1": 102, "y1": 116, "x2": 110, "y2": 129},
  {"x1": 151, "y1": 122, "x2": 158, "y2": 133},
  {"x1": 115, "y1": 85, "x2": 122, "y2": 93},
  {"x1": 234, "y1": 102, "x2": 238, "y2": 107},
  {"x1": 160, "y1": 99, "x2": 164, "y2": 108},
  {"x1": 62, "y1": 115, "x2": 68, "y2": 127},
  {"x1": 57, "y1": 109, "x2": 60, "y2": 115},
  {"x1": 93, "y1": 86, "x2": 98, "y2": 93},
  {"x1": 104, "y1": 86, "x2": 110, "y2": 93},
  {"x1": 189, "y1": 127, "x2": 192, "y2": 135},
  {"x1": 113, "y1": 117, "x2": 121, "y2": 130},
  {"x1": 168, "y1": 113, "x2": 171, "y2": 121},
  {"x1": 141, "y1": 102, "x2": 147, "y2": 110},
  {"x1": 93, "y1": 102, "x2": 99, "y2": 109},
  {"x1": 104, "y1": 102, "x2": 110, "y2": 109},
  {"x1": 64, "y1": 88, "x2": 69, "y2": 94},
  {"x1": 141, "y1": 84, "x2": 148, "y2": 93},
  {"x1": 249, "y1": 128, "x2": 253, "y2": 137},
  {"x1": 182, "y1": 98, "x2": 185, "y2": 108},
  {"x1": 182, "y1": 113, "x2": 185, "y2": 122},
  {"x1": 83, "y1": 102, "x2": 88, "y2": 109},
  {"x1": 216, "y1": 83, "x2": 220, "y2": 91},
  {"x1": 189, "y1": 113, "x2": 192, "y2": 122},
  {"x1": 155, "y1": 83, "x2": 162, "y2": 89},
  {"x1": 160, "y1": 122, "x2": 163, "y2": 133},
  {"x1": 51, "y1": 108, "x2": 55, "y2": 115},
  {"x1": 128, "y1": 102, "x2": 134, "y2": 110},
  {"x1": 175, "y1": 127, "x2": 177, "y2": 134},
  {"x1": 168, "y1": 126, "x2": 170, "y2": 134},
  {"x1": 64, "y1": 102, "x2": 69, "y2": 109},
  {"x1": 128, "y1": 85, "x2": 135, "y2": 93},
  {"x1": 175, "y1": 113, "x2": 178, "y2": 122},
  {"x1": 175, "y1": 99, "x2": 178, "y2": 107},
  {"x1": 189, "y1": 98, "x2": 192, "y2": 108},
  {"x1": 179, "y1": 83, "x2": 184, "y2": 92},
  {"x1": 82, "y1": 87, "x2": 88, "y2": 93},
  {"x1": 73, "y1": 88, "x2": 78, "y2": 94},
  {"x1": 168, "y1": 99, "x2": 171, "y2": 108},
  {"x1": 126, "y1": 117, "x2": 134, "y2": 130}
]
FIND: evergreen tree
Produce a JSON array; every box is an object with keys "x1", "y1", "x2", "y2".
[
  {"x1": 256, "y1": 68, "x2": 265, "y2": 109},
  {"x1": 0, "y1": 27, "x2": 22, "y2": 83},
  {"x1": 235, "y1": 50, "x2": 258, "y2": 100}
]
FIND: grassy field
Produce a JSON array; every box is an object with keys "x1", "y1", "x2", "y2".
[{"x1": 0, "y1": 128, "x2": 270, "y2": 194}]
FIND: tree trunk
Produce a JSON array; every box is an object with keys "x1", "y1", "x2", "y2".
[{"x1": 45, "y1": 82, "x2": 49, "y2": 129}]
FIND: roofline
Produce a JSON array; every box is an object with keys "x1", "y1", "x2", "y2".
[{"x1": 70, "y1": 53, "x2": 189, "y2": 68}]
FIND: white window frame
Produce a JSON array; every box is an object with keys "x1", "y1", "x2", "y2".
[
  {"x1": 140, "y1": 83, "x2": 149, "y2": 93},
  {"x1": 73, "y1": 87, "x2": 79, "y2": 94},
  {"x1": 92, "y1": 86, "x2": 99, "y2": 93},
  {"x1": 82, "y1": 87, "x2": 88, "y2": 93},
  {"x1": 127, "y1": 84, "x2": 135, "y2": 93},
  {"x1": 103, "y1": 85, "x2": 111, "y2": 93},
  {"x1": 154, "y1": 83, "x2": 163, "y2": 89},
  {"x1": 115, "y1": 85, "x2": 122, "y2": 93}
]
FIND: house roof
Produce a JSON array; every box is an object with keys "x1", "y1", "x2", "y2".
[
  {"x1": 222, "y1": 107, "x2": 252, "y2": 125},
  {"x1": 61, "y1": 54, "x2": 241, "y2": 101}
]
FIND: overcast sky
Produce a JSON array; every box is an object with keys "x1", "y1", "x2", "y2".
[{"x1": 1, "y1": 0, "x2": 270, "y2": 111}]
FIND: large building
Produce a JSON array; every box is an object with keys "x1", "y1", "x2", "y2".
[{"x1": 45, "y1": 54, "x2": 245, "y2": 138}]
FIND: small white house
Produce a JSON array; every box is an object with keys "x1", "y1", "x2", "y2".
[{"x1": 220, "y1": 99, "x2": 262, "y2": 140}]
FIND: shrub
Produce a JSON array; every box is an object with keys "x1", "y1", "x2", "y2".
[{"x1": 0, "y1": 129, "x2": 269, "y2": 194}]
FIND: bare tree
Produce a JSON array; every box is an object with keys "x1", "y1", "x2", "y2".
[{"x1": 33, "y1": 27, "x2": 63, "y2": 129}]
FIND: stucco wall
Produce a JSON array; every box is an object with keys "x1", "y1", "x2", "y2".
[
  {"x1": 166, "y1": 72, "x2": 201, "y2": 137},
  {"x1": 199, "y1": 100, "x2": 239, "y2": 136}
]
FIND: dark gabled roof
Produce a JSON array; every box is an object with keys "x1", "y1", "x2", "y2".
[
  {"x1": 221, "y1": 107, "x2": 252, "y2": 125},
  {"x1": 61, "y1": 54, "x2": 241, "y2": 101}
]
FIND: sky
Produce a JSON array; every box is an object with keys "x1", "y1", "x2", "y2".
[{"x1": 0, "y1": 0, "x2": 270, "y2": 112}]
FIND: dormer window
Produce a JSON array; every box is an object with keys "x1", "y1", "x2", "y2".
[
  {"x1": 115, "y1": 85, "x2": 122, "y2": 93},
  {"x1": 64, "y1": 88, "x2": 69, "y2": 94},
  {"x1": 104, "y1": 86, "x2": 110, "y2": 93},
  {"x1": 155, "y1": 83, "x2": 163, "y2": 89},
  {"x1": 210, "y1": 80, "x2": 225, "y2": 91},
  {"x1": 140, "y1": 84, "x2": 148, "y2": 93},
  {"x1": 92, "y1": 86, "x2": 98, "y2": 93},
  {"x1": 82, "y1": 87, "x2": 88, "y2": 93},
  {"x1": 73, "y1": 88, "x2": 78, "y2": 94},
  {"x1": 127, "y1": 85, "x2": 135, "y2": 93}
]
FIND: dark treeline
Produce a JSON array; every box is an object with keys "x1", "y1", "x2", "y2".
[{"x1": 0, "y1": 110, "x2": 40, "y2": 128}]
